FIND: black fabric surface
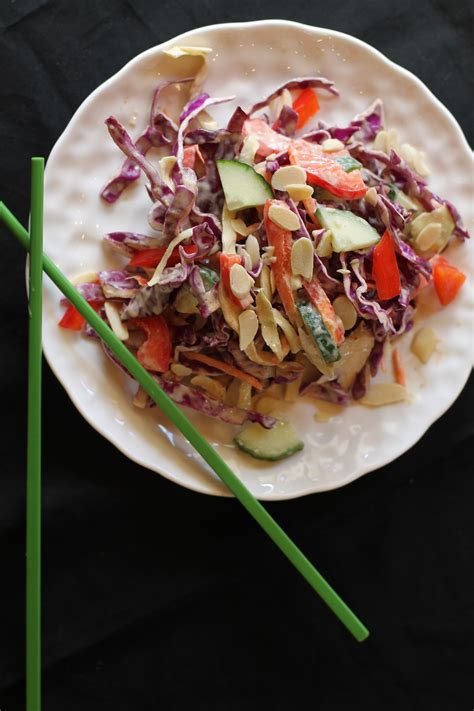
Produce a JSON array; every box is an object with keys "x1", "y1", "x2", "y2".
[{"x1": 1, "y1": 1, "x2": 473, "y2": 709}]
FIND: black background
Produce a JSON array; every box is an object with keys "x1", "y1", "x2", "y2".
[{"x1": 1, "y1": 1, "x2": 473, "y2": 709}]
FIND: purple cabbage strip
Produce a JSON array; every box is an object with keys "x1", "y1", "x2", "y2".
[
  {"x1": 98, "y1": 270, "x2": 144, "y2": 298},
  {"x1": 276, "y1": 104, "x2": 298, "y2": 136},
  {"x1": 202, "y1": 312, "x2": 232, "y2": 349},
  {"x1": 159, "y1": 379, "x2": 276, "y2": 429},
  {"x1": 175, "y1": 93, "x2": 235, "y2": 165},
  {"x1": 158, "y1": 184, "x2": 196, "y2": 238},
  {"x1": 60, "y1": 282, "x2": 104, "y2": 308},
  {"x1": 248, "y1": 77, "x2": 338, "y2": 115},
  {"x1": 188, "y1": 266, "x2": 220, "y2": 318},
  {"x1": 227, "y1": 106, "x2": 249, "y2": 133},
  {"x1": 103, "y1": 117, "x2": 164, "y2": 202},
  {"x1": 368, "y1": 337, "x2": 385, "y2": 375},
  {"x1": 352, "y1": 367, "x2": 369, "y2": 400},
  {"x1": 121, "y1": 284, "x2": 172, "y2": 320},
  {"x1": 104, "y1": 231, "x2": 167, "y2": 255},
  {"x1": 300, "y1": 127, "x2": 332, "y2": 144}
]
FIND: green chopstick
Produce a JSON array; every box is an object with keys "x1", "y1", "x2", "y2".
[
  {"x1": 0, "y1": 201, "x2": 369, "y2": 643},
  {"x1": 26, "y1": 159, "x2": 44, "y2": 711}
]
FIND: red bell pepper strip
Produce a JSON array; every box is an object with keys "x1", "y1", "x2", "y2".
[
  {"x1": 431, "y1": 255, "x2": 466, "y2": 306},
  {"x1": 372, "y1": 230, "x2": 401, "y2": 301},
  {"x1": 242, "y1": 119, "x2": 291, "y2": 157},
  {"x1": 58, "y1": 300, "x2": 103, "y2": 331},
  {"x1": 288, "y1": 138, "x2": 367, "y2": 200},
  {"x1": 264, "y1": 200, "x2": 299, "y2": 326},
  {"x1": 129, "y1": 244, "x2": 198, "y2": 269},
  {"x1": 292, "y1": 89, "x2": 320, "y2": 129},
  {"x1": 127, "y1": 315, "x2": 172, "y2": 372},
  {"x1": 303, "y1": 278, "x2": 345, "y2": 345}
]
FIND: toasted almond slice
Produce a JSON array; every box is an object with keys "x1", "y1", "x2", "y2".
[
  {"x1": 314, "y1": 400, "x2": 344, "y2": 422},
  {"x1": 230, "y1": 263, "x2": 254, "y2": 300},
  {"x1": 411, "y1": 327, "x2": 437, "y2": 364},
  {"x1": 268, "y1": 203, "x2": 301, "y2": 231},
  {"x1": 238, "y1": 309, "x2": 259, "y2": 350},
  {"x1": 237, "y1": 381, "x2": 252, "y2": 410},
  {"x1": 271, "y1": 165, "x2": 307, "y2": 191},
  {"x1": 374, "y1": 130, "x2": 388, "y2": 153},
  {"x1": 239, "y1": 134, "x2": 260, "y2": 165},
  {"x1": 415, "y1": 223, "x2": 442, "y2": 252},
  {"x1": 291, "y1": 237, "x2": 314, "y2": 281},
  {"x1": 286, "y1": 183, "x2": 314, "y2": 201},
  {"x1": 133, "y1": 387, "x2": 149, "y2": 409},
  {"x1": 332, "y1": 295, "x2": 357, "y2": 331},
  {"x1": 104, "y1": 301, "x2": 129, "y2": 341},
  {"x1": 259, "y1": 264, "x2": 274, "y2": 301},
  {"x1": 71, "y1": 271, "x2": 99, "y2": 285},
  {"x1": 321, "y1": 138, "x2": 345, "y2": 152},
  {"x1": 256, "y1": 290, "x2": 284, "y2": 360},
  {"x1": 171, "y1": 363, "x2": 192, "y2": 377},
  {"x1": 163, "y1": 45, "x2": 213, "y2": 58},
  {"x1": 315, "y1": 230, "x2": 333, "y2": 258},
  {"x1": 360, "y1": 382, "x2": 408, "y2": 407},
  {"x1": 245, "y1": 234, "x2": 260, "y2": 268},
  {"x1": 364, "y1": 187, "x2": 378, "y2": 207},
  {"x1": 158, "y1": 156, "x2": 178, "y2": 191},
  {"x1": 191, "y1": 375, "x2": 226, "y2": 400},
  {"x1": 290, "y1": 275, "x2": 303, "y2": 290}
]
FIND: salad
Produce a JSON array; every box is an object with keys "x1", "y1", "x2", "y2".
[{"x1": 59, "y1": 49, "x2": 469, "y2": 461}]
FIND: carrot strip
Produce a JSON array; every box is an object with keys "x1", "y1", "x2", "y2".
[
  {"x1": 181, "y1": 351, "x2": 264, "y2": 391},
  {"x1": 392, "y1": 348, "x2": 406, "y2": 386}
]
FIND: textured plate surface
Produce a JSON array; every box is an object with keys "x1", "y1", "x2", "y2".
[{"x1": 42, "y1": 20, "x2": 473, "y2": 499}]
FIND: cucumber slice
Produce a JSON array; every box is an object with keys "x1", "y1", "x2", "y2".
[
  {"x1": 235, "y1": 420, "x2": 304, "y2": 461},
  {"x1": 199, "y1": 266, "x2": 219, "y2": 291},
  {"x1": 296, "y1": 301, "x2": 341, "y2": 363},
  {"x1": 388, "y1": 185, "x2": 422, "y2": 212},
  {"x1": 217, "y1": 160, "x2": 273, "y2": 212},
  {"x1": 317, "y1": 206, "x2": 381, "y2": 253}
]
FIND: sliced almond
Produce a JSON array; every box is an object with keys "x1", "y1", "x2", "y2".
[
  {"x1": 286, "y1": 183, "x2": 313, "y2": 201},
  {"x1": 315, "y1": 230, "x2": 333, "y2": 258},
  {"x1": 313, "y1": 400, "x2": 343, "y2": 422},
  {"x1": 237, "y1": 381, "x2": 252, "y2": 410},
  {"x1": 104, "y1": 301, "x2": 129, "y2": 341},
  {"x1": 230, "y1": 263, "x2": 254, "y2": 300},
  {"x1": 360, "y1": 382, "x2": 408, "y2": 407},
  {"x1": 71, "y1": 271, "x2": 99, "y2": 285},
  {"x1": 271, "y1": 165, "x2": 307, "y2": 191},
  {"x1": 364, "y1": 187, "x2": 378, "y2": 207},
  {"x1": 256, "y1": 290, "x2": 283, "y2": 360},
  {"x1": 270, "y1": 87, "x2": 293, "y2": 119},
  {"x1": 268, "y1": 203, "x2": 301, "y2": 231},
  {"x1": 133, "y1": 386, "x2": 149, "y2": 409},
  {"x1": 415, "y1": 223, "x2": 442, "y2": 252},
  {"x1": 374, "y1": 130, "x2": 388, "y2": 153},
  {"x1": 269, "y1": 264, "x2": 276, "y2": 294},
  {"x1": 332, "y1": 295, "x2": 357, "y2": 331},
  {"x1": 291, "y1": 237, "x2": 314, "y2": 281},
  {"x1": 158, "y1": 156, "x2": 178, "y2": 191},
  {"x1": 321, "y1": 138, "x2": 345, "y2": 152},
  {"x1": 290, "y1": 275, "x2": 303, "y2": 290},
  {"x1": 171, "y1": 363, "x2": 192, "y2": 377},
  {"x1": 231, "y1": 218, "x2": 261, "y2": 238},
  {"x1": 411, "y1": 327, "x2": 437, "y2": 364},
  {"x1": 191, "y1": 374, "x2": 226, "y2": 400},
  {"x1": 245, "y1": 234, "x2": 260, "y2": 268},
  {"x1": 238, "y1": 309, "x2": 259, "y2": 351},
  {"x1": 222, "y1": 204, "x2": 237, "y2": 255},
  {"x1": 259, "y1": 264, "x2": 274, "y2": 301},
  {"x1": 225, "y1": 377, "x2": 241, "y2": 406},
  {"x1": 174, "y1": 285, "x2": 200, "y2": 314},
  {"x1": 239, "y1": 134, "x2": 260, "y2": 165}
]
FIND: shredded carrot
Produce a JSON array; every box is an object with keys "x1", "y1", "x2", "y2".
[
  {"x1": 392, "y1": 348, "x2": 406, "y2": 386},
  {"x1": 303, "y1": 198, "x2": 320, "y2": 227},
  {"x1": 181, "y1": 351, "x2": 264, "y2": 391}
]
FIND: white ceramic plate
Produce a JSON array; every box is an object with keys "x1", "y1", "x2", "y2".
[{"x1": 42, "y1": 20, "x2": 473, "y2": 499}]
